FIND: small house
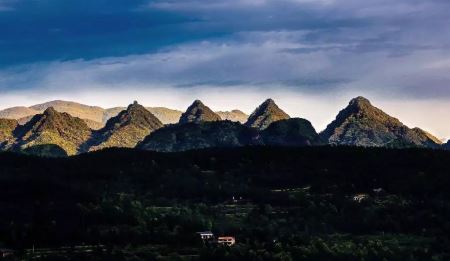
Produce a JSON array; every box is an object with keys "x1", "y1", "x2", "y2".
[{"x1": 217, "y1": 236, "x2": 236, "y2": 246}]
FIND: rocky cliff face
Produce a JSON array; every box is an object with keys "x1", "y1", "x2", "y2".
[
  {"x1": 13, "y1": 107, "x2": 92, "y2": 155},
  {"x1": 321, "y1": 97, "x2": 442, "y2": 148},
  {"x1": 245, "y1": 99, "x2": 290, "y2": 130},
  {"x1": 179, "y1": 100, "x2": 222, "y2": 124},
  {"x1": 88, "y1": 102, "x2": 163, "y2": 151}
]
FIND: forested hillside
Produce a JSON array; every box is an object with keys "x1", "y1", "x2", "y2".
[{"x1": 0, "y1": 146, "x2": 449, "y2": 260}]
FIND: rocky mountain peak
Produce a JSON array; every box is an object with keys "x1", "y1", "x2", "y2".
[
  {"x1": 192, "y1": 99, "x2": 203, "y2": 106},
  {"x1": 321, "y1": 97, "x2": 441, "y2": 148},
  {"x1": 88, "y1": 101, "x2": 163, "y2": 151},
  {"x1": 263, "y1": 98, "x2": 275, "y2": 105},
  {"x1": 43, "y1": 106, "x2": 58, "y2": 116},
  {"x1": 346, "y1": 96, "x2": 378, "y2": 114},
  {"x1": 179, "y1": 100, "x2": 221, "y2": 124},
  {"x1": 124, "y1": 101, "x2": 149, "y2": 116},
  {"x1": 350, "y1": 96, "x2": 371, "y2": 106},
  {"x1": 245, "y1": 98, "x2": 290, "y2": 130},
  {"x1": 13, "y1": 108, "x2": 92, "y2": 155}
]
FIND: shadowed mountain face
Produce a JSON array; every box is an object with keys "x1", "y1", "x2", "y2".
[
  {"x1": 262, "y1": 118, "x2": 323, "y2": 147},
  {"x1": 0, "y1": 119, "x2": 18, "y2": 150},
  {"x1": 179, "y1": 100, "x2": 222, "y2": 124},
  {"x1": 138, "y1": 121, "x2": 261, "y2": 152},
  {"x1": 88, "y1": 102, "x2": 163, "y2": 151},
  {"x1": 321, "y1": 97, "x2": 442, "y2": 148},
  {"x1": 245, "y1": 99, "x2": 290, "y2": 130},
  {"x1": 216, "y1": 110, "x2": 248, "y2": 123},
  {"x1": 138, "y1": 118, "x2": 323, "y2": 152},
  {"x1": 22, "y1": 144, "x2": 68, "y2": 158},
  {"x1": 13, "y1": 107, "x2": 92, "y2": 155}
]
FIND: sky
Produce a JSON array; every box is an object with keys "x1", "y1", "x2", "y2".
[{"x1": 0, "y1": 0, "x2": 449, "y2": 140}]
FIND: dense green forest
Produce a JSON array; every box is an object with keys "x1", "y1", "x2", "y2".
[{"x1": 0, "y1": 146, "x2": 449, "y2": 260}]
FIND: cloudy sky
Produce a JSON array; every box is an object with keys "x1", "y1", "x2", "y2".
[{"x1": 0, "y1": 0, "x2": 449, "y2": 139}]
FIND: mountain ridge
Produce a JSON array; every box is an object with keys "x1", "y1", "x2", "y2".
[
  {"x1": 0, "y1": 97, "x2": 446, "y2": 156},
  {"x1": 0, "y1": 100, "x2": 249, "y2": 128}
]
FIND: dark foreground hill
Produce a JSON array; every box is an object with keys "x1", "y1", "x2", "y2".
[
  {"x1": 138, "y1": 118, "x2": 323, "y2": 152},
  {"x1": 138, "y1": 120, "x2": 261, "y2": 152},
  {"x1": 0, "y1": 146, "x2": 449, "y2": 260}
]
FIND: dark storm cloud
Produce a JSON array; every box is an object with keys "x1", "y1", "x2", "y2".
[
  {"x1": 0, "y1": 0, "x2": 450, "y2": 99},
  {"x1": 0, "y1": 0, "x2": 214, "y2": 66}
]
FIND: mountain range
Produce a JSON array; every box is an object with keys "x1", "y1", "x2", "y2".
[
  {"x1": 0, "y1": 100, "x2": 248, "y2": 129},
  {"x1": 0, "y1": 96, "x2": 447, "y2": 156}
]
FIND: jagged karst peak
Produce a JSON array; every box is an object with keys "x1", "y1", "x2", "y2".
[
  {"x1": 350, "y1": 96, "x2": 371, "y2": 105},
  {"x1": 192, "y1": 99, "x2": 203, "y2": 106},
  {"x1": 13, "y1": 107, "x2": 92, "y2": 156},
  {"x1": 125, "y1": 101, "x2": 147, "y2": 113},
  {"x1": 43, "y1": 106, "x2": 58, "y2": 115},
  {"x1": 128, "y1": 100, "x2": 141, "y2": 109},
  {"x1": 179, "y1": 99, "x2": 221, "y2": 124},
  {"x1": 88, "y1": 101, "x2": 163, "y2": 151},
  {"x1": 321, "y1": 96, "x2": 442, "y2": 148},
  {"x1": 245, "y1": 98, "x2": 290, "y2": 130},
  {"x1": 263, "y1": 98, "x2": 275, "y2": 105}
]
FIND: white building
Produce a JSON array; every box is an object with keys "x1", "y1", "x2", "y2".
[{"x1": 197, "y1": 231, "x2": 214, "y2": 241}]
